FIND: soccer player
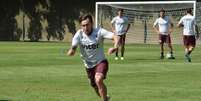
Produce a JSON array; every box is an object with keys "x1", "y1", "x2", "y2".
[
  {"x1": 153, "y1": 9, "x2": 175, "y2": 59},
  {"x1": 177, "y1": 8, "x2": 199, "y2": 62},
  {"x1": 67, "y1": 14, "x2": 118, "y2": 101},
  {"x1": 111, "y1": 8, "x2": 130, "y2": 60}
]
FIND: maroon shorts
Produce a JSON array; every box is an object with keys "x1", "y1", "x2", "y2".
[
  {"x1": 86, "y1": 60, "x2": 109, "y2": 87},
  {"x1": 159, "y1": 34, "x2": 171, "y2": 44},
  {"x1": 117, "y1": 34, "x2": 126, "y2": 45},
  {"x1": 183, "y1": 35, "x2": 196, "y2": 47}
]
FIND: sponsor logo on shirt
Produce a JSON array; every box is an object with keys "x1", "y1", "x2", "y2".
[{"x1": 81, "y1": 44, "x2": 99, "y2": 49}]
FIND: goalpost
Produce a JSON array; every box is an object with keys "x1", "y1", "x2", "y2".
[{"x1": 95, "y1": 1, "x2": 197, "y2": 44}]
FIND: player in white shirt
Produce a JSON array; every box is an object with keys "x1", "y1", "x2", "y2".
[
  {"x1": 111, "y1": 8, "x2": 130, "y2": 60},
  {"x1": 153, "y1": 9, "x2": 175, "y2": 59},
  {"x1": 177, "y1": 8, "x2": 199, "y2": 62},
  {"x1": 67, "y1": 14, "x2": 118, "y2": 101}
]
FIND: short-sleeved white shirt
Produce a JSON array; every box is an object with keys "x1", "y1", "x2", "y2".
[
  {"x1": 111, "y1": 16, "x2": 129, "y2": 35},
  {"x1": 72, "y1": 27, "x2": 114, "y2": 69},
  {"x1": 153, "y1": 16, "x2": 172, "y2": 35},
  {"x1": 178, "y1": 14, "x2": 196, "y2": 36}
]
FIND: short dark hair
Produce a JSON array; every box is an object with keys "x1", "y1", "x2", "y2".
[
  {"x1": 187, "y1": 8, "x2": 192, "y2": 14},
  {"x1": 117, "y1": 8, "x2": 124, "y2": 12},
  {"x1": 160, "y1": 8, "x2": 165, "y2": 13},
  {"x1": 79, "y1": 14, "x2": 93, "y2": 24}
]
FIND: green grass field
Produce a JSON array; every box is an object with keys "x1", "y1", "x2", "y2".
[{"x1": 0, "y1": 42, "x2": 201, "y2": 101}]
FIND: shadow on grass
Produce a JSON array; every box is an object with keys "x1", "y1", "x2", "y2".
[{"x1": 0, "y1": 100, "x2": 11, "y2": 101}]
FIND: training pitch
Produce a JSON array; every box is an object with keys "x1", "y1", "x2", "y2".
[{"x1": 0, "y1": 42, "x2": 201, "y2": 101}]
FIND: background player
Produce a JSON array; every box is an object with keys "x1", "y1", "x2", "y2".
[
  {"x1": 111, "y1": 8, "x2": 130, "y2": 60},
  {"x1": 153, "y1": 9, "x2": 175, "y2": 59},
  {"x1": 177, "y1": 8, "x2": 199, "y2": 62}
]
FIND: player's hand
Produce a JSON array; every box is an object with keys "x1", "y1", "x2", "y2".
[
  {"x1": 67, "y1": 49, "x2": 75, "y2": 56},
  {"x1": 108, "y1": 47, "x2": 117, "y2": 55},
  {"x1": 112, "y1": 30, "x2": 115, "y2": 32},
  {"x1": 169, "y1": 29, "x2": 173, "y2": 34},
  {"x1": 156, "y1": 30, "x2": 160, "y2": 34}
]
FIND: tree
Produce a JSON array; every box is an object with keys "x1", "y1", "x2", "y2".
[
  {"x1": 0, "y1": 0, "x2": 20, "y2": 41},
  {"x1": 1, "y1": 0, "x2": 125, "y2": 41}
]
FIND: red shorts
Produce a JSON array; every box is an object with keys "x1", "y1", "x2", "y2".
[
  {"x1": 183, "y1": 35, "x2": 196, "y2": 47},
  {"x1": 86, "y1": 60, "x2": 108, "y2": 87},
  {"x1": 159, "y1": 34, "x2": 171, "y2": 44}
]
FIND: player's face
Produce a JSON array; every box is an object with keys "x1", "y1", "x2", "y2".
[
  {"x1": 160, "y1": 11, "x2": 165, "y2": 18},
  {"x1": 81, "y1": 18, "x2": 93, "y2": 35},
  {"x1": 118, "y1": 10, "x2": 123, "y2": 16}
]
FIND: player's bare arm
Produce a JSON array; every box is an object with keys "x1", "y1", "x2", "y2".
[
  {"x1": 153, "y1": 25, "x2": 160, "y2": 34},
  {"x1": 111, "y1": 23, "x2": 116, "y2": 33},
  {"x1": 67, "y1": 46, "x2": 77, "y2": 56},
  {"x1": 177, "y1": 23, "x2": 183, "y2": 28},
  {"x1": 195, "y1": 25, "x2": 199, "y2": 39},
  {"x1": 169, "y1": 22, "x2": 174, "y2": 33},
  {"x1": 126, "y1": 24, "x2": 131, "y2": 33}
]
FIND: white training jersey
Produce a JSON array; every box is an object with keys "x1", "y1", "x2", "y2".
[
  {"x1": 72, "y1": 27, "x2": 114, "y2": 69},
  {"x1": 178, "y1": 14, "x2": 196, "y2": 36},
  {"x1": 153, "y1": 16, "x2": 172, "y2": 35},
  {"x1": 111, "y1": 16, "x2": 129, "y2": 35}
]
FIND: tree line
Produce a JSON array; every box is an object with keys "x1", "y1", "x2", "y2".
[
  {"x1": 0, "y1": 0, "x2": 98, "y2": 41},
  {"x1": 0, "y1": 0, "x2": 155, "y2": 41}
]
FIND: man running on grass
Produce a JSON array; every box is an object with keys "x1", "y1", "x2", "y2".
[
  {"x1": 67, "y1": 14, "x2": 118, "y2": 101},
  {"x1": 177, "y1": 8, "x2": 199, "y2": 62}
]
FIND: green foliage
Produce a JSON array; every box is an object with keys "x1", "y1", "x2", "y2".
[
  {"x1": 0, "y1": 0, "x2": 20, "y2": 41},
  {"x1": 28, "y1": 15, "x2": 42, "y2": 41},
  {"x1": 0, "y1": 0, "x2": 95, "y2": 41}
]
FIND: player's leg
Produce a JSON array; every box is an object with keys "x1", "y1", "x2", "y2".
[
  {"x1": 184, "y1": 36, "x2": 196, "y2": 62},
  {"x1": 183, "y1": 36, "x2": 192, "y2": 62},
  {"x1": 115, "y1": 35, "x2": 121, "y2": 60},
  {"x1": 115, "y1": 49, "x2": 119, "y2": 60},
  {"x1": 95, "y1": 60, "x2": 109, "y2": 101},
  {"x1": 187, "y1": 36, "x2": 196, "y2": 55},
  {"x1": 86, "y1": 68, "x2": 100, "y2": 96},
  {"x1": 188, "y1": 46, "x2": 194, "y2": 55},
  {"x1": 185, "y1": 46, "x2": 194, "y2": 55},
  {"x1": 95, "y1": 73, "x2": 108, "y2": 101},
  {"x1": 159, "y1": 34, "x2": 165, "y2": 59},
  {"x1": 120, "y1": 34, "x2": 126, "y2": 60},
  {"x1": 167, "y1": 34, "x2": 175, "y2": 59},
  {"x1": 184, "y1": 45, "x2": 192, "y2": 62},
  {"x1": 160, "y1": 43, "x2": 164, "y2": 59}
]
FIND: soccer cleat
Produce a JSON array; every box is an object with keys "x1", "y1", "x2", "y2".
[
  {"x1": 115, "y1": 57, "x2": 119, "y2": 60},
  {"x1": 168, "y1": 56, "x2": 175, "y2": 59},
  {"x1": 160, "y1": 55, "x2": 164, "y2": 59},
  {"x1": 106, "y1": 95, "x2": 111, "y2": 101},
  {"x1": 185, "y1": 54, "x2": 191, "y2": 62},
  {"x1": 120, "y1": 57, "x2": 124, "y2": 60}
]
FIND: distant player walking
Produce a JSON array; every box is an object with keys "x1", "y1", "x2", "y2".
[
  {"x1": 153, "y1": 9, "x2": 175, "y2": 59},
  {"x1": 67, "y1": 14, "x2": 118, "y2": 101},
  {"x1": 177, "y1": 8, "x2": 199, "y2": 62},
  {"x1": 111, "y1": 8, "x2": 130, "y2": 60}
]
